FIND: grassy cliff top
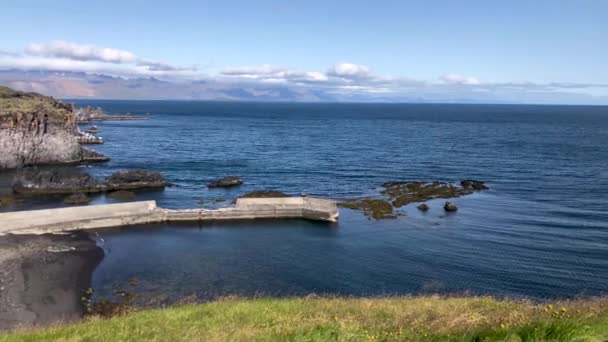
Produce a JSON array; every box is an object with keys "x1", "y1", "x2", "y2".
[
  {"x1": 2, "y1": 296, "x2": 607, "y2": 341},
  {"x1": 0, "y1": 86, "x2": 72, "y2": 121}
]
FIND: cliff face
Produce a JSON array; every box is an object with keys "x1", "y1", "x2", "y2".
[{"x1": 0, "y1": 86, "x2": 83, "y2": 169}]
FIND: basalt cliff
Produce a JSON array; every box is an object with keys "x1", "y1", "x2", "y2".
[{"x1": 0, "y1": 86, "x2": 107, "y2": 169}]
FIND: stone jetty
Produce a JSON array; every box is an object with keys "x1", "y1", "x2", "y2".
[{"x1": 0, "y1": 197, "x2": 339, "y2": 235}]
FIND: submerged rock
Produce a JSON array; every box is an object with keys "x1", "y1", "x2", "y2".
[
  {"x1": 208, "y1": 176, "x2": 243, "y2": 188},
  {"x1": 460, "y1": 179, "x2": 489, "y2": 191},
  {"x1": 0, "y1": 194, "x2": 15, "y2": 208},
  {"x1": 240, "y1": 190, "x2": 290, "y2": 198},
  {"x1": 417, "y1": 203, "x2": 430, "y2": 211},
  {"x1": 343, "y1": 179, "x2": 487, "y2": 219},
  {"x1": 444, "y1": 202, "x2": 458, "y2": 212},
  {"x1": 107, "y1": 190, "x2": 137, "y2": 200},
  {"x1": 339, "y1": 199, "x2": 397, "y2": 220},
  {"x1": 63, "y1": 193, "x2": 92, "y2": 205},
  {"x1": 382, "y1": 180, "x2": 488, "y2": 208}
]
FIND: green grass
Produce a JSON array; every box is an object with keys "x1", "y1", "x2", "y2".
[
  {"x1": 2, "y1": 296, "x2": 608, "y2": 341},
  {"x1": 0, "y1": 86, "x2": 69, "y2": 122}
]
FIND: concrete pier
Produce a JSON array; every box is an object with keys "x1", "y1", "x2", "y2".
[{"x1": 0, "y1": 197, "x2": 339, "y2": 235}]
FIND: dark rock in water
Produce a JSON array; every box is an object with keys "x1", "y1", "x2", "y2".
[
  {"x1": 13, "y1": 168, "x2": 101, "y2": 194},
  {"x1": 208, "y1": 176, "x2": 243, "y2": 188},
  {"x1": 444, "y1": 202, "x2": 458, "y2": 212},
  {"x1": 382, "y1": 180, "x2": 489, "y2": 208},
  {"x1": 106, "y1": 170, "x2": 166, "y2": 185},
  {"x1": 460, "y1": 179, "x2": 489, "y2": 191},
  {"x1": 240, "y1": 190, "x2": 290, "y2": 198},
  {"x1": 337, "y1": 179, "x2": 487, "y2": 220},
  {"x1": 417, "y1": 203, "x2": 430, "y2": 211},
  {"x1": 339, "y1": 199, "x2": 397, "y2": 220},
  {"x1": 63, "y1": 193, "x2": 92, "y2": 205},
  {"x1": 105, "y1": 170, "x2": 171, "y2": 190},
  {"x1": 78, "y1": 147, "x2": 110, "y2": 164},
  {"x1": 12, "y1": 168, "x2": 170, "y2": 195},
  {"x1": 107, "y1": 190, "x2": 136, "y2": 200}
]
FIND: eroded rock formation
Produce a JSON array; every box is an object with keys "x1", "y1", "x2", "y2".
[{"x1": 0, "y1": 87, "x2": 108, "y2": 169}]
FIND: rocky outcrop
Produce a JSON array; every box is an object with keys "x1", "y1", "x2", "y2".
[
  {"x1": 12, "y1": 168, "x2": 171, "y2": 195},
  {"x1": 444, "y1": 202, "x2": 458, "y2": 212},
  {"x1": 208, "y1": 176, "x2": 243, "y2": 188},
  {"x1": 417, "y1": 203, "x2": 430, "y2": 211},
  {"x1": 382, "y1": 180, "x2": 487, "y2": 207},
  {"x1": 0, "y1": 86, "x2": 108, "y2": 169},
  {"x1": 340, "y1": 180, "x2": 488, "y2": 220},
  {"x1": 105, "y1": 170, "x2": 171, "y2": 190}
]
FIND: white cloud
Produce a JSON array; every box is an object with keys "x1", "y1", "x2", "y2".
[
  {"x1": 26, "y1": 41, "x2": 137, "y2": 64},
  {"x1": 327, "y1": 63, "x2": 371, "y2": 80},
  {"x1": 221, "y1": 65, "x2": 328, "y2": 83},
  {"x1": 222, "y1": 65, "x2": 286, "y2": 77},
  {"x1": 0, "y1": 56, "x2": 201, "y2": 79},
  {"x1": 21, "y1": 41, "x2": 197, "y2": 75},
  {"x1": 2, "y1": 41, "x2": 607, "y2": 102},
  {"x1": 440, "y1": 73, "x2": 481, "y2": 85}
]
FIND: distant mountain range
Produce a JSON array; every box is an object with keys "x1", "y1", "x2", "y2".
[
  {"x1": 1, "y1": 69, "x2": 606, "y2": 104},
  {"x1": 0, "y1": 70, "x2": 379, "y2": 102}
]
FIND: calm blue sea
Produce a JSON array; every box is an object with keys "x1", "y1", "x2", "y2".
[{"x1": 5, "y1": 101, "x2": 608, "y2": 301}]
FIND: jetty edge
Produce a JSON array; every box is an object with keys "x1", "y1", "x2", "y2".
[{"x1": 0, "y1": 197, "x2": 339, "y2": 235}]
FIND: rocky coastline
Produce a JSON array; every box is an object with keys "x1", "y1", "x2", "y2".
[
  {"x1": 0, "y1": 86, "x2": 109, "y2": 169},
  {"x1": 0, "y1": 87, "x2": 494, "y2": 331},
  {"x1": 339, "y1": 180, "x2": 489, "y2": 219}
]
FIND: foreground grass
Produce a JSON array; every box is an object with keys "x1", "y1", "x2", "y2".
[{"x1": 2, "y1": 296, "x2": 608, "y2": 341}]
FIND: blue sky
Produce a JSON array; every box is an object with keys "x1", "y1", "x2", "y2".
[{"x1": 1, "y1": 0, "x2": 607, "y2": 103}]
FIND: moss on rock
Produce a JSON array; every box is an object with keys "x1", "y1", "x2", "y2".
[{"x1": 339, "y1": 199, "x2": 396, "y2": 220}]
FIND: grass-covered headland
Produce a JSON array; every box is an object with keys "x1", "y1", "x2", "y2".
[{"x1": 2, "y1": 296, "x2": 607, "y2": 341}]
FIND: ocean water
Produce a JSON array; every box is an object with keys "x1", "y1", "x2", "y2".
[{"x1": 6, "y1": 101, "x2": 608, "y2": 301}]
